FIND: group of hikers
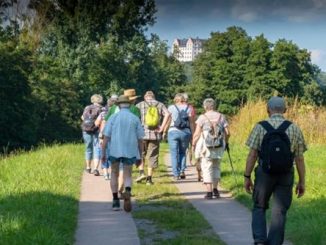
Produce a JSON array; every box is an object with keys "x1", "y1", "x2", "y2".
[{"x1": 81, "y1": 90, "x2": 307, "y2": 245}]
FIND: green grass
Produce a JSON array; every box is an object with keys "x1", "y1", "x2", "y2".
[
  {"x1": 220, "y1": 142, "x2": 326, "y2": 245},
  {"x1": 132, "y1": 143, "x2": 225, "y2": 245},
  {"x1": 0, "y1": 144, "x2": 84, "y2": 245}
]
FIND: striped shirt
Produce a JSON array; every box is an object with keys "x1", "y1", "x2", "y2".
[
  {"x1": 246, "y1": 114, "x2": 307, "y2": 157},
  {"x1": 136, "y1": 99, "x2": 169, "y2": 140}
]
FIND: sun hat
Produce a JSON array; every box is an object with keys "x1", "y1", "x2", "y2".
[
  {"x1": 267, "y1": 96, "x2": 286, "y2": 111},
  {"x1": 91, "y1": 94, "x2": 103, "y2": 104},
  {"x1": 116, "y1": 95, "x2": 131, "y2": 104},
  {"x1": 124, "y1": 89, "x2": 139, "y2": 100}
]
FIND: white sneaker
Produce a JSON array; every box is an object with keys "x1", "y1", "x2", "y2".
[{"x1": 135, "y1": 174, "x2": 147, "y2": 183}]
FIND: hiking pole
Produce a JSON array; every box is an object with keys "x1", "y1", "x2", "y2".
[{"x1": 225, "y1": 144, "x2": 239, "y2": 192}]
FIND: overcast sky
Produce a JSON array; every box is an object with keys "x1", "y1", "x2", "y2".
[{"x1": 147, "y1": 0, "x2": 326, "y2": 71}]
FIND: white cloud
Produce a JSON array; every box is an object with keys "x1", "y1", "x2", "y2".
[
  {"x1": 231, "y1": 1, "x2": 259, "y2": 22},
  {"x1": 310, "y1": 49, "x2": 324, "y2": 64}
]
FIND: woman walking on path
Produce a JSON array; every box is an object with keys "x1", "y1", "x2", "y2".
[
  {"x1": 167, "y1": 93, "x2": 195, "y2": 180},
  {"x1": 192, "y1": 98, "x2": 230, "y2": 199},
  {"x1": 81, "y1": 94, "x2": 103, "y2": 175}
]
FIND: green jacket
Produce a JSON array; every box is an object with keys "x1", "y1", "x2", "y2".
[{"x1": 104, "y1": 104, "x2": 141, "y2": 121}]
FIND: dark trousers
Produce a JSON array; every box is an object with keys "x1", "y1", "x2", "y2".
[{"x1": 252, "y1": 166, "x2": 294, "y2": 245}]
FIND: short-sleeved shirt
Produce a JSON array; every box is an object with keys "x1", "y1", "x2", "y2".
[
  {"x1": 168, "y1": 104, "x2": 194, "y2": 134},
  {"x1": 196, "y1": 110, "x2": 228, "y2": 131},
  {"x1": 136, "y1": 99, "x2": 169, "y2": 140},
  {"x1": 246, "y1": 114, "x2": 307, "y2": 157},
  {"x1": 103, "y1": 108, "x2": 144, "y2": 159},
  {"x1": 104, "y1": 104, "x2": 140, "y2": 121}
]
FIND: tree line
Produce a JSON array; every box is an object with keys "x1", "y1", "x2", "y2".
[
  {"x1": 1, "y1": 2, "x2": 325, "y2": 152},
  {"x1": 186, "y1": 26, "x2": 325, "y2": 114},
  {"x1": 0, "y1": 0, "x2": 186, "y2": 152}
]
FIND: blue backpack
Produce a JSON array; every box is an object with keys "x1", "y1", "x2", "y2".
[{"x1": 174, "y1": 105, "x2": 190, "y2": 129}]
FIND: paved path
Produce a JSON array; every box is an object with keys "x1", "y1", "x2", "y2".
[
  {"x1": 165, "y1": 154, "x2": 292, "y2": 245},
  {"x1": 74, "y1": 171, "x2": 140, "y2": 245}
]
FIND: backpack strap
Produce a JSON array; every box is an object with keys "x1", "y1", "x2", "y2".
[
  {"x1": 174, "y1": 104, "x2": 180, "y2": 113},
  {"x1": 276, "y1": 120, "x2": 292, "y2": 132},
  {"x1": 259, "y1": 121, "x2": 275, "y2": 132}
]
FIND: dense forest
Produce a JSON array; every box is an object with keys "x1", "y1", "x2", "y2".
[{"x1": 1, "y1": 0, "x2": 325, "y2": 151}]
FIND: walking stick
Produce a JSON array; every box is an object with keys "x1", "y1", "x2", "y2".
[{"x1": 225, "y1": 144, "x2": 239, "y2": 191}]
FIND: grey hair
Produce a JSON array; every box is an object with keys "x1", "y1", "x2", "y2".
[
  {"x1": 91, "y1": 94, "x2": 103, "y2": 104},
  {"x1": 203, "y1": 98, "x2": 216, "y2": 111},
  {"x1": 174, "y1": 93, "x2": 185, "y2": 103},
  {"x1": 119, "y1": 103, "x2": 130, "y2": 108},
  {"x1": 183, "y1": 93, "x2": 188, "y2": 102}
]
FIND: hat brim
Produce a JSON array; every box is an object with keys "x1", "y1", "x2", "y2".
[
  {"x1": 129, "y1": 95, "x2": 139, "y2": 100},
  {"x1": 117, "y1": 100, "x2": 131, "y2": 104}
]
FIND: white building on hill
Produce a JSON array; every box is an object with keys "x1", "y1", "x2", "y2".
[{"x1": 172, "y1": 37, "x2": 206, "y2": 62}]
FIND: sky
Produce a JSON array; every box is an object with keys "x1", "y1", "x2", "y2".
[{"x1": 147, "y1": 0, "x2": 326, "y2": 71}]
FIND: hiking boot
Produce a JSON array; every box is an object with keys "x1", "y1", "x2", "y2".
[
  {"x1": 103, "y1": 174, "x2": 110, "y2": 180},
  {"x1": 93, "y1": 169, "x2": 100, "y2": 176},
  {"x1": 112, "y1": 199, "x2": 120, "y2": 211},
  {"x1": 135, "y1": 174, "x2": 147, "y2": 183},
  {"x1": 213, "y1": 188, "x2": 220, "y2": 198},
  {"x1": 204, "y1": 192, "x2": 213, "y2": 200},
  {"x1": 85, "y1": 168, "x2": 91, "y2": 174},
  {"x1": 123, "y1": 191, "x2": 132, "y2": 212},
  {"x1": 146, "y1": 177, "x2": 154, "y2": 185},
  {"x1": 180, "y1": 172, "x2": 186, "y2": 179}
]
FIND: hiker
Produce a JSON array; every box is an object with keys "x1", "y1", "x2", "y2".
[
  {"x1": 101, "y1": 95, "x2": 144, "y2": 212},
  {"x1": 103, "y1": 89, "x2": 141, "y2": 194},
  {"x1": 135, "y1": 91, "x2": 170, "y2": 185},
  {"x1": 96, "y1": 96, "x2": 116, "y2": 180},
  {"x1": 183, "y1": 93, "x2": 196, "y2": 166},
  {"x1": 192, "y1": 98, "x2": 230, "y2": 199},
  {"x1": 167, "y1": 93, "x2": 195, "y2": 180},
  {"x1": 104, "y1": 89, "x2": 140, "y2": 120},
  {"x1": 81, "y1": 94, "x2": 103, "y2": 175},
  {"x1": 244, "y1": 96, "x2": 307, "y2": 245}
]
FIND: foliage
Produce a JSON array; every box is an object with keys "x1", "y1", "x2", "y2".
[
  {"x1": 188, "y1": 26, "x2": 325, "y2": 114},
  {"x1": 0, "y1": 25, "x2": 37, "y2": 151}
]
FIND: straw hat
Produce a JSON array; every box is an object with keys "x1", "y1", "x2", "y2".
[{"x1": 124, "y1": 89, "x2": 139, "y2": 100}]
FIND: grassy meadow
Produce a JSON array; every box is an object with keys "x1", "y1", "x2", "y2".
[
  {"x1": 0, "y1": 144, "x2": 84, "y2": 245},
  {"x1": 222, "y1": 100, "x2": 326, "y2": 245}
]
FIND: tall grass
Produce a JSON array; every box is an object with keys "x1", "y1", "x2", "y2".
[
  {"x1": 229, "y1": 98, "x2": 326, "y2": 145},
  {"x1": 0, "y1": 144, "x2": 84, "y2": 245}
]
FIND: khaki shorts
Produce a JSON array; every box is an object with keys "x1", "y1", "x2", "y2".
[
  {"x1": 142, "y1": 140, "x2": 160, "y2": 168},
  {"x1": 201, "y1": 158, "x2": 221, "y2": 183}
]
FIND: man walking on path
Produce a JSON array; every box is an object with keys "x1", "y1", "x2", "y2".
[
  {"x1": 101, "y1": 95, "x2": 144, "y2": 212},
  {"x1": 135, "y1": 91, "x2": 170, "y2": 185},
  {"x1": 244, "y1": 96, "x2": 307, "y2": 245}
]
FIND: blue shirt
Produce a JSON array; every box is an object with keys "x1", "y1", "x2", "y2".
[
  {"x1": 103, "y1": 108, "x2": 144, "y2": 159},
  {"x1": 168, "y1": 104, "x2": 193, "y2": 134}
]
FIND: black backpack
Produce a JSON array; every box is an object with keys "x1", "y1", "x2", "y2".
[
  {"x1": 174, "y1": 105, "x2": 190, "y2": 129},
  {"x1": 81, "y1": 105, "x2": 102, "y2": 133},
  {"x1": 258, "y1": 120, "x2": 294, "y2": 174}
]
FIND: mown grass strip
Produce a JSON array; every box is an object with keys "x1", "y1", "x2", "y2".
[
  {"x1": 132, "y1": 143, "x2": 225, "y2": 245},
  {"x1": 220, "y1": 142, "x2": 326, "y2": 245},
  {"x1": 0, "y1": 144, "x2": 84, "y2": 245}
]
